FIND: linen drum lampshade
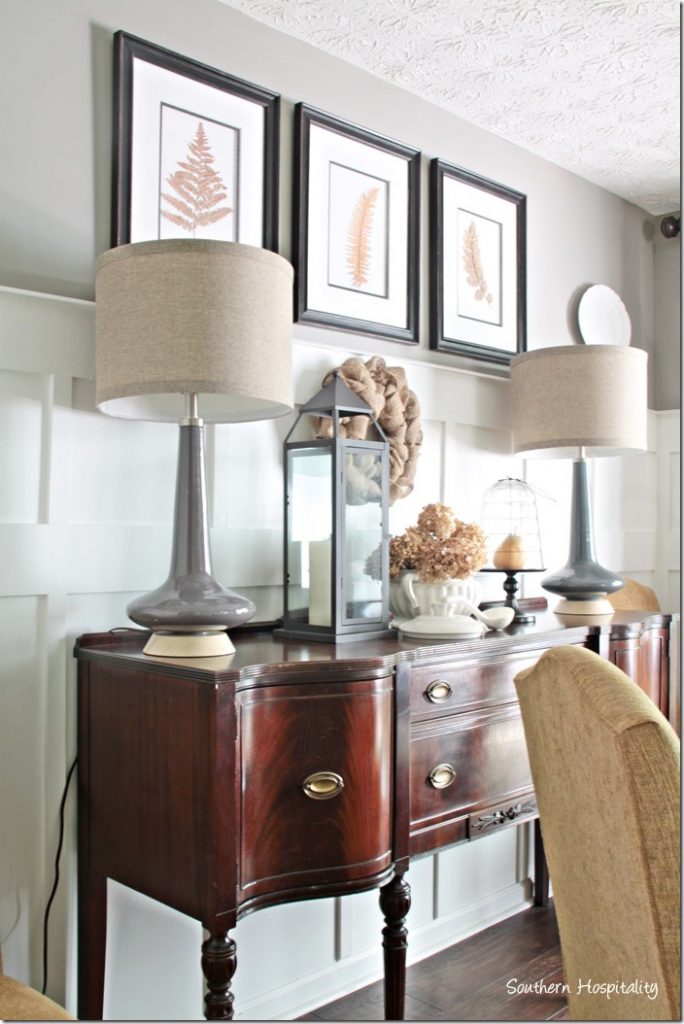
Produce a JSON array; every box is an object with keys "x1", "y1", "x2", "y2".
[
  {"x1": 95, "y1": 239, "x2": 294, "y2": 656},
  {"x1": 96, "y1": 239, "x2": 293, "y2": 421},
  {"x1": 511, "y1": 345, "x2": 647, "y2": 615},
  {"x1": 511, "y1": 345, "x2": 647, "y2": 457}
]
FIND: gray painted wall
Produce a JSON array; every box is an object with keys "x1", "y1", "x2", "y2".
[
  {"x1": 653, "y1": 213, "x2": 681, "y2": 410},
  {"x1": 1, "y1": 0, "x2": 659, "y2": 398}
]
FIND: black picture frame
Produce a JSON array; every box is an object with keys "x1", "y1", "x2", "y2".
[
  {"x1": 112, "y1": 31, "x2": 279, "y2": 250},
  {"x1": 430, "y1": 158, "x2": 526, "y2": 365},
  {"x1": 293, "y1": 104, "x2": 420, "y2": 345}
]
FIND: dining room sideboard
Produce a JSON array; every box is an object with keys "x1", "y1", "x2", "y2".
[{"x1": 75, "y1": 608, "x2": 676, "y2": 1020}]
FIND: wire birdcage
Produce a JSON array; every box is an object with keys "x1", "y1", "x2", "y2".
[{"x1": 481, "y1": 478, "x2": 543, "y2": 570}]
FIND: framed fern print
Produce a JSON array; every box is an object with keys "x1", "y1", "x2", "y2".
[
  {"x1": 294, "y1": 105, "x2": 420, "y2": 344},
  {"x1": 430, "y1": 159, "x2": 526, "y2": 364},
  {"x1": 112, "y1": 32, "x2": 279, "y2": 249}
]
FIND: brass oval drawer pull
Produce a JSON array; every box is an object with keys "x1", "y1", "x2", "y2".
[
  {"x1": 427, "y1": 763, "x2": 457, "y2": 790},
  {"x1": 302, "y1": 771, "x2": 345, "y2": 801},
  {"x1": 426, "y1": 679, "x2": 452, "y2": 704}
]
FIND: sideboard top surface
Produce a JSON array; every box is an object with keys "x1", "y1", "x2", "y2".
[{"x1": 73, "y1": 610, "x2": 672, "y2": 686}]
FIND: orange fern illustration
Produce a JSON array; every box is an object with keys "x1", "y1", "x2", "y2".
[
  {"x1": 462, "y1": 221, "x2": 493, "y2": 305},
  {"x1": 346, "y1": 187, "x2": 380, "y2": 288},
  {"x1": 161, "y1": 121, "x2": 232, "y2": 237}
]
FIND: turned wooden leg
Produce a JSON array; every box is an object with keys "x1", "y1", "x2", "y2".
[
  {"x1": 379, "y1": 869, "x2": 411, "y2": 1021},
  {"x1": 78, "y1": 871, "x2": 107, "y2": 1020},
  {"x1": 534, "y1": 818, "x2": 550, "y2": 907},
  {"x1": 202, "y1": 932, "x2": 237, "y2": 1020}
]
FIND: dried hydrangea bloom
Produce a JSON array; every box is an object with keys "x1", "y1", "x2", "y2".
[
  {"x1": 390, "y1": 503, "x2": 487, "y2": 582},
  {"x1": 389, "y1": 528, "x2": 423, "y2": 577},
  {"x1": 452, "y1": 521, "x2": 488, "y2": 575},
  {"x1": 416, "y1": 502, "x2": 455, "y2": 540},
  {"x1": 416, "y1": 520, "x2": 488, "y2": 582},
  {"x1": 364, "y1": 543, "x2": 383, "y2": 581}
]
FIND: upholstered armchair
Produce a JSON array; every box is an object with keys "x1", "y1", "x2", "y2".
[
  {"x1": 516, "y1": 645, "x2": 680, "y2": 1020},
  {"x1": 0, "y1": 952, "x2": 74, "y2": 1021},
  {"x1": 607, "y1": 577, "x2": 661, "y2": 612}
]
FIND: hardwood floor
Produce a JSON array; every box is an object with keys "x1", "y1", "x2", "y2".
[{"x1": 300, "y1": 903, "x2": 568, "y2": 1021}]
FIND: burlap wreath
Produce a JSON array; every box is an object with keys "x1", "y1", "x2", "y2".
[{"x1": 312, "y1": 356, "x2": 423, "y2": 505}]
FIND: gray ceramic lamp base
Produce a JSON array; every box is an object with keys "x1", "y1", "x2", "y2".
[
  {"x1": 543, "y1": 458, "x2": 623, "y2": 618},
  {"x1": 127, "y1": 418, "x2": 255, "y2": 658}
]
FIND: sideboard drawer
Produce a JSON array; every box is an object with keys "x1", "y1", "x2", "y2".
[
  {"x1": 410, "y1": 654, "x2": 541, "y2": 716},
  {"x1": 410, "y1": 707, "x2": 532, "y2": 840},
  {"x1": 239, "y1": 677, "x2": 393, "y2": 902}
]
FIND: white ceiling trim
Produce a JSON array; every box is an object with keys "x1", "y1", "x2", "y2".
[{"x1": 220, "y1": 0, "x2": 680, "y2": 214}]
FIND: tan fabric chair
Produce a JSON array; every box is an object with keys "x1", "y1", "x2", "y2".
[
  {"x1": 607, "y1": 577, "x2": 661, "y2": 612},
  {"x1": 0, "y1": 950, "x2": 74, "y2": 1021},
  {"x1": 515, "y1": 645, "x2": 680, "y2": 1021}
]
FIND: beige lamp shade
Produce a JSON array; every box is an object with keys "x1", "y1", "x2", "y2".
[
  {"x1": 95, "y1": 239, "x2": 294, "y2": 422},
  {"x1": 511, "y1": 345, "x2": 648, "y2": 457}
]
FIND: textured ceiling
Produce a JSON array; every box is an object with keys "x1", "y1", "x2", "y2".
[{"x1": 220, "y1": 0, "x2": 680, "y2": 214}]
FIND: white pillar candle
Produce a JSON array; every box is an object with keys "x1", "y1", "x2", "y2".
[{"x1": 309, "y1": 538, "x2": 332, "y2": 626}]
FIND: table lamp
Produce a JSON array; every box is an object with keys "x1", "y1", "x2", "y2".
[
  {"x1": 95, "y1": 239, "x2": 293, "y2": 656},
  {"x1": 511, "y1": 345, "x2": 647, "y2": 615}
]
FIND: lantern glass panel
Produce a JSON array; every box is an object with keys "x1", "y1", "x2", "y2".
[
  {"x1": 342, "y1": 447, "x2": 384, "y2": 623},
  {"x1": 286, "y1": 446, "x2": 333, "y2": 626}
]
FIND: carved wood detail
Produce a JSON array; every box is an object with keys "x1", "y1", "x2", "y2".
[
  {"x1": 202, "y1": 933, "x2": 237, "y2": 1021},
  {"x1": 380, "y1": 870, "x2": 412, "y2": 1020}
]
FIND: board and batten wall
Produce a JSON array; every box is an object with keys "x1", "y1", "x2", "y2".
[
  {"x1": 0, "y1": 0, "x2": 679, "y2": 1019},
  {"x1": 0, "y1": 288, "x2": 676, "y2": 1020},
  {"x1": 652, "y1": 219, "x2": 681, "y2": 613}
]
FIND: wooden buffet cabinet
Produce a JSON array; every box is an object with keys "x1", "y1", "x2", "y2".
[{"x1": 75, "y1": 609, "x2": 676, "y2": 1021}]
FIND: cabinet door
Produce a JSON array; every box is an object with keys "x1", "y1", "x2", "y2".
[
  {"x1": 609, "y1": 624, "x2": 671, "y2": 715},
  {"x1": 238, "y1": 676, "x2": 393, "y2": 906}
]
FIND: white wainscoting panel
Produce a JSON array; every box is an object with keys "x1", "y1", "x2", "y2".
[
  {"x1": 389, "y1": 418, "x2": 445, "y2": 534},
  {"x1": 0, "y1": 371, "x2": 44, "y2": 523},
  {"x1": 0, "y1": 595, "x2": 44, "y2": 981},
  {"x1": 103, "y1": 883, "x2": 204, "y2": 1021},
  {"x1": 435, "y1": 829, "x2": 521, "y2": 917},
  {"x1": 0, "y1": 285, "x2": 674, "y2": 1019},
  {"x1": 655, "y1": 410, "x2": 681, "y2": 613},
  {"x1": 68, "y1": 407, "x2": 177, "y2": 525}
]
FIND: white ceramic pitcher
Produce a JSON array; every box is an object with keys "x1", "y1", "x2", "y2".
[{"x1": 399, "y1": 571, "x2": 479, "y2": 619}]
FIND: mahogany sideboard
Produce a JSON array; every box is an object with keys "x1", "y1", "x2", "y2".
[{"x1": 75, "y1": 609, "x2": 676, "y2": 1021}]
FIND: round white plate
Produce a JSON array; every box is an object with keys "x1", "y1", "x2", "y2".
[
  {"x1": 578, "y1": 285, "x2": 631, "y2": 346},
  {"x1": 396, "y1": 614, "x2": 485, "y2": 640}
]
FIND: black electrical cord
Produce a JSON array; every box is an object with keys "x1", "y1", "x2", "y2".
[{"x1": 41, "y1": 757, "x2": 78, "y2": 995}]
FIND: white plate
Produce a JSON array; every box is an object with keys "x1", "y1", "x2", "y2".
[
  {"x1": 578, "y1": 285, "x2": 631, "y2": 346},
  {"x1": 396, "y1": 614, "x2": 485, "y2": 640}
]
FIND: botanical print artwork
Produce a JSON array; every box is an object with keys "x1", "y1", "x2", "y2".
[
  {"x1": 116, "y1": 34, "x2": 278, "y2": 248},
  {"x1": 158, "y1": 104, "x2": 239, "y2": 241},
  {"x1": 296, "y1": 105, "x2": 419, "y2": 341},
  {"x1": 462, "y1": 221, "x2": 493, "y2": 307},
  {"x1": 432, "y1": 158, "x2": 525, "y2": 362},
  {"x1": 347, "y1": 187, "x2": 380, "y2": 287},
  {"x1": 161, "y1": 121, "x2": 232, "y2": 234},
  {"x1": 327, "y1": 163, "x2": 389, "y2": 298},
  {"x1": 456, "y1": 209, "x2": 502, "y2": 325}
]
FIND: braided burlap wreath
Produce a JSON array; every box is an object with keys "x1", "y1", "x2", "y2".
[{"x1": 311, "y1": 356, "x2": 423, "y2": 505}]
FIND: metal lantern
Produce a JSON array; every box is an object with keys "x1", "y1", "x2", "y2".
[{"x1": 276, "y1": 374, "x2": 391, "y2": 643}]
